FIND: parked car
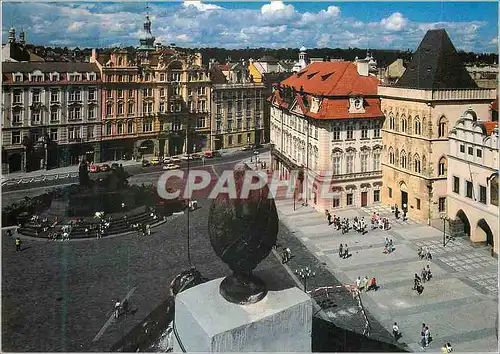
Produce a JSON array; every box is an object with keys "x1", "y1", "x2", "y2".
[
  {"x1": 181, "y1": 155, "x2": 190, "y2": 161},
  {"x1": 151, "y1": 157, "x2": 161, "y2": 165},
  {"x1": 100, "y1": 164, "x2": 111, "y2": 172},
  {"x1": 163, "y1": 163, "x2": 181, "y2": 170},
  {"x1": 142, "y1": 159, "x2": 151, "y2": 167},
  {"x1": 190, "y1": 154, "x2": 202, "y2": 160},
  {"x1": 111, "y1": 163, "x2": 120, "y2": 170},
  {"x1": 90, "y1": 165, "x2": 100, "y2": 173},
  {"x1": 241, "y1": 145, "x2": 253, "y2": 151},
  {"x1": 163, "y1": 157, "x2": 172, "y2": 164},
  {"x1": 170, "y1": 156, "x2": 182, "y2": 164}
]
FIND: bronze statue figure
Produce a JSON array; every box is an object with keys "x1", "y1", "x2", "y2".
[{"x1": 208, "y1": 166, "x2": 278, "y2": 305}]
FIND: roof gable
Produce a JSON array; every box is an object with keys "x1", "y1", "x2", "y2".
[{"x1": 394, "y1": 29, "x2": 478, "y2": 90}]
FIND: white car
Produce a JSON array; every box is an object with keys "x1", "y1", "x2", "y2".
[
  {"x1": 170, "y1": 156, "x2": 182, "y2": 163},
  {"x1": 163, "y1": 164, "x2": 181, "y2": 170}
]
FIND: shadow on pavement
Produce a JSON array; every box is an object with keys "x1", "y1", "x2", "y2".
[{"x1": 312, "y1": 316, "x2": 409, "y2": 352}]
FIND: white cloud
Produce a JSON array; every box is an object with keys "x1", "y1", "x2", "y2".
[
  {"x1": 176, "y1": 34, "x2": 192, "y2": 42},
  {"x1": 182, "y1": 1, "x2": 221, "y2": 11},
  {"x1": 489, "y1": 37, "x2": 498, "y2": 45},
  {"x1": 381, "y1": 12, "x2": 408, "y2": 31},
  {"x1": 261, "y1": 1, "x2": 296, "y2": 21}
]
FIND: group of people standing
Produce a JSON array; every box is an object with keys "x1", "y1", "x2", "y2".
[
  {"x1": 371, "y1": 213, "x2": 391, "y2": 230},
  {"x1": 413, "y1": 264, "x2": 433, "y2": 295},
  {"x1": 355, "y1": 276, "x2": 378, "y2": 292},
  {"x1": 383, "y1": 237, "x2": 395, "y2": 254},
  {"x1": 326, "y1": 211, "x2": 369, "y2": 235},
  {"x1": 392, "y1": 322, "x2": 452, "y2": 352}
]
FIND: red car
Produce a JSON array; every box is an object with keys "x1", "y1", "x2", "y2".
[{"x1": 89, "y1": 165, "x2": 100, "y2": 173}]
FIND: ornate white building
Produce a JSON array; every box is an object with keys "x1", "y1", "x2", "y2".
[
  {"x1": 447, "y1": 112, "x2": 498, "y2": 254},
  {"x1": 270, "y1": 60, "x2": 384, "y2": 212}
]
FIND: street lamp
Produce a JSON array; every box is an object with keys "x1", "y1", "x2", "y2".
[
  {"x1": 295, "y1": 266, "x2": 316, "y2": 292},
  {"x1": 440, "y1": 212, "x2": 449, "y2": 247}
]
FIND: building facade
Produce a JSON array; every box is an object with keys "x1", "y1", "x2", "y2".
[
  {"x1": 379, "y1": 29, "x2": 497, "y2": 224},
  {"x1": 447, "y1": 113, "x2": 498, "y2": 254},
  {"x1": 2, "y1": 62, "x2": 101, "y2": 172},
  {"x1": 210, "y1": 60, "x2": 266, "y2": 150},
  {"x1": 466, "y1": 65, "x2": 498, "y2": 89},
  {"x1": 270, "y1": 60, "x2": 384, "y2": 212},
  {"x1": 90, "y1": 14, "x2": 211, "y2": 160}
]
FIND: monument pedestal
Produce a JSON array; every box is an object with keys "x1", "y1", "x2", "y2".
[{"x1": 173, "y1": 277, "x2": 312, "y2": 352}]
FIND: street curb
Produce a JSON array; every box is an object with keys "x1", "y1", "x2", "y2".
[{"x1": 5, "y1": 218, "x2": 169, "y2": 242}]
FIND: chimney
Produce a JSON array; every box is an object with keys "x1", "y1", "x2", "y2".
[
  {"x1": 155, "y1": 42, "x2": 162, "y2": 50},
  {"x1": 8, "y1": 27, "x2": 15, "y2": 44},
  {"x1": 209, "y1": 58, "x2": 216, "y2": 70},
  {"x1": 356, "y1": 57, "x2": 369, "y2": 77}
]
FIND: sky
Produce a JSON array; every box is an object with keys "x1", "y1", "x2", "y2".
[{"x1": 2, "y1": 1, "x2": 498, "y2": 52}]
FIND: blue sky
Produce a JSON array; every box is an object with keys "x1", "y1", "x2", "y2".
[{"x1": 2, "y1": 1, "x2": 498, "y2": 52}]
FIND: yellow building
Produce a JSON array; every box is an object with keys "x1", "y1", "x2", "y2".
[{"x1": 379, "y1": 29, "x2": 496, "y2": 224}]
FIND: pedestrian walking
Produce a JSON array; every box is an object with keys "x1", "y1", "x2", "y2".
[
  {"x1": 355, "y1": 276, "x2": 362, "y2": 289},
  {"x1": 413, "y1": 273, "x2": 422, "y2": 290},
  {"x1": 424, "y1": 326, "x2": 431, "y2": 347},
  {"x1": 395, "y1": 205, "x2": 400, "y2": 219},
  {"x1": 146, "y1": 224, "x2": 151, "y2": 236},
  {"x1": 426, "y1": 264, "x2": 433, "y2": 280},
  {"x1": 343, "y1": 244, "x2": 349, "y2": 259},
  {"x1": 114, "y1": 300, "x2": 121, "y2": 319},
  {"x1": 327, "y1": 212, "x2": 332, "y2": 226},
  {"x1": 388, "y1": 239, "x2": 394, "y2": 253},
  {"x1": 338, "y1": 244, "x2": 343, "y2": 258},
  {"x1": 392, "y1": 322, "x2": 401, "y2": 340},
  {"x1": 15, "y1": 237, "x2": 21, "y2": 252}
]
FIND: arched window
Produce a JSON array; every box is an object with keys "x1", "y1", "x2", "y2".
[
  {"x1": 414, "y1": 117, "x2": 421, "y2": 135},
  {"x1": 388, "y1": 147, "x2": 395, "y2": 164},
  {"x1": 400, "y1": 150, "x2": 407, "y2": 169},
  {"x1": 438, "y1": 157, "x2": 447, "y2": 176},
  {"x1": 118, "y1": 57, "x2": 123, "y2": 66},
  {"x1": 414, "y1": 154, "x2": 421, "y2": 173},
  {"x1": 127, "y1": 120, "x2": 133, "y2": 134},
  {"x1": 389, "y1": 114, "x2": 395, "y2": 130},
  {"x1": 491, "y1": 176, "x2": 498, "y2": 206},
  {"x1": 438, "y1": 116, "x2": 448, "y2": 138},
  {"x1": 400, "y1": 115, "x2": 407, "y2": 133}
]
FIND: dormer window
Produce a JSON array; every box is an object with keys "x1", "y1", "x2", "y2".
[
  {"x1": 349, "y1": 97, "x2": 365, "y2": 113},
  {"x1": 30, "y1": 71, "x2": 44, "y2": 82},
  {"x1": 13, "y1": 73, "x2": 23, "y2": 82},
  {"x1": 68, "y1": 73, "x2": 81, "y2": 82},
  {"x1": 50, "y1": 72, "x2": 59, "y2": 81},
  {"x1": 321, "y1": 72, "x2": 333, "y2": 81},
  {"x1": 306, "y1": 72, "x2": 318, "y2": 79},
  {"x1": 87, "y1": 72, "x2": 96, "y2": 81}
]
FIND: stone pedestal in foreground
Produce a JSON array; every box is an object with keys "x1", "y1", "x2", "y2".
[{"x1": 173, "y1": 277, "x2": 312, "y2": 352}]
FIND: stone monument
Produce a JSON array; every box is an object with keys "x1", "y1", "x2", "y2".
[{"x1": 173, "y1": 166, "x2": 312, "y2": 352}]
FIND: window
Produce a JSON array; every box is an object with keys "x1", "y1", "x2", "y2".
[
  {"x1": 105, "y1": 123, "x2": 112, "y2": 136},
  {"x1": 361, "y1": 125, "x2": 369, "y2": 139},
  {"x1": 227, "y1": 120, "x2": 233, "y2": 131},
  {"x1": 160, "y1": 88, "x2": 165, "y2": 97},
  {"x1": 438, "y1": 158, "x2": 447, "y2": 176},
  {"x1": 197, "y1": 116, "x2": 205, "y2": 128},
  {"x1": 438, "y1": 197, "x2": 446, "y2": 212},
  {"x1": 373, "y1": 123, "x2": 381, "y2": 138},
  {"x1": 414, "y1": 155, "x2": 421, "y2": 173},
  {"x1": 453, "y1": 176, "x2": 460, "y2": 193},
  {"x1": 400, "y1": 117, "x2": 407, "y2": 133},
  {"x1": 346, "y1": 155, "x2": 354, "y2": 173},
  {"x1": 129, "y1": 75, "x2": 134, "y2": 82},
  {"x1": 389, "y1": 115, "x2": 395, "y2": 130},
  {"x1": 416, "y1": 198, "x2": 421, "y2": 210},
  {"x1": 50, "y1": 90, "x2": 59, "y2": 102},
  {"x1": 13, "y1": 91, "x2": 22, "y2": 103},
  {"x1": 372, "y1": 152, "x2": 380, "y2": 170},
  {"x1": 332, "y1": 198, "x2": 340, "y2": 208},
  {"x1": 118, "y1": 89, "x2": 123, "y2": 98},
  {"x1": 388, "y1": 187, "x2": 392, "y2": 198},
  {"x1": 118, "y1": 102, "x2": 124, "y2": 115},
  {"x1": 87, "y1": 125, "x2": 94, "y2": 139},
  {"x1": 228, "y1": 136, "x2": 233, "y2": 145},
  {"x1": 128, "y1": 90, "x2": 133, "y2": 98},
  {"x1": 466, "y1": 181, "x2": 473, "y2": 198},
  {"x1": 106, "y1": 104, "x2": 112, "y2": 116},
  {"x1": 333, "y1": 126, "x2": 340, "y2": 141},
  {"x1": 14, "y1": 74, "x2": 23, "y2": 82},
  {"x1": 50, "y1": 109, "x2": 59, "y2": 122},
  {"x1": 12, "y1": 131, "x2": 21, "y2": 144},
  {"x1": 107, "y1": 90, "x2": 112, "y2": 99},
  {"x1": 145, "y1": 73, "x2": 151, "y2": 81},
  {"x1": 477, "y1": 149, "x2": 482, "y2": 158},
  {"x1": 491, "y1": 177, "x2": 498, "y2": 206},
  {"x1": 479, "y1": 185, "x2": 487, "y2": 204},
  {"x1": 414, "y1": 118, "x2": 421, "y2": 135},
  {"x1": 117, "y1": 123, "x2": 123, "y2": 135},
  {"x1": 373, "y1": 190, "x2": 380, "y2": 202},
  {"x1": 389, "y1": 148, "x2": 395, "y2": 164},
  {"x1": 128, "y1": 103, "x2": 134, "y2": 115},
  {"x1": 143, "y1": 120, "x2": 153, "y2": 132},
  {"x1": 172, "y1": 118, "x2": 181, "y2": 131},
  {"x1": 32, "y1": 91, "x2": 40, "y2": 102},
  {"x1": 438, "y1": 116, "x2": 447, "y2": 138},
  {"x1": 50, "y1": 128, "x2": 58, "y2": 141},
  {"x1": 468, "y1": 147, "x2": 473, "y2": 155},
  {"x1": 347, "y1": 193, "x2": 353, "y2": 206},
  {"x1": 117, "y1": 75, "x2": 122, "y2": 82},
  {"x1": 88, "y1": 89, "x2": 96, "y2": 101},
  {"x1": 69, "y1": 90, "x2": 81, "y2": 101},
  {"x1": 127, "y1": 121, "x2": 134, "y2": 134},
  {"x1": 256, "y1": 99, "x2": 261, "y2": 109},
  {"x1": 159, "y1": 102, "x2": 165, "y2": 113},
  {"x1": 69, "y1": 107, "x2": 81, "y2": 120},
  {"x1": 237, "y1": 134, "x2": 242, "y2": 144},
  {"x1": 174, "y1": 86, "x2": 181, "y2": 96},
  {"x1": 88, "y1": 107, "x2": 96, "y2": 120},
  {"x1": 31, "y1": 111, "x2": 41, "y2": 124},
  {"x1": 333, "y1": 156, "x2": 342, "y2": 175},
  {"x1": 197, "y1": 87, "x2": 206, "y2": 96},
  {"x1": 13, "y1": 111, "x2": 21, "y2": 124},
  {"x1": 361, "y1": 154, "x2": 368, "y2": 172},
  {"x1": 160, "y1": 74, "x2": 165, "y2": 82},
  {"x1": 400, "y1": 151, "x2": 407, "y2": 169},
  {"x1": 460, "y1": 145, "x2": 465, "y2": 153}
]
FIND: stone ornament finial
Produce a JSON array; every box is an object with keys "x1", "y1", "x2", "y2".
[{"x1": 208, "y1": 166, "x2": 278, "y2": 305}]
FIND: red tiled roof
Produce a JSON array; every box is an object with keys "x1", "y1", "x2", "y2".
[
  {"x1": 270, "y1": 61, "x2": 383, "y2": 120},
  {"x1": 484, "y1": 121, "x2": 498, "y2": 135}
]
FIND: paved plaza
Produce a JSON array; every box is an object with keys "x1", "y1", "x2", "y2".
[{"x1": 275, "y1": 199, "x2": 498, "y2": 352}]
